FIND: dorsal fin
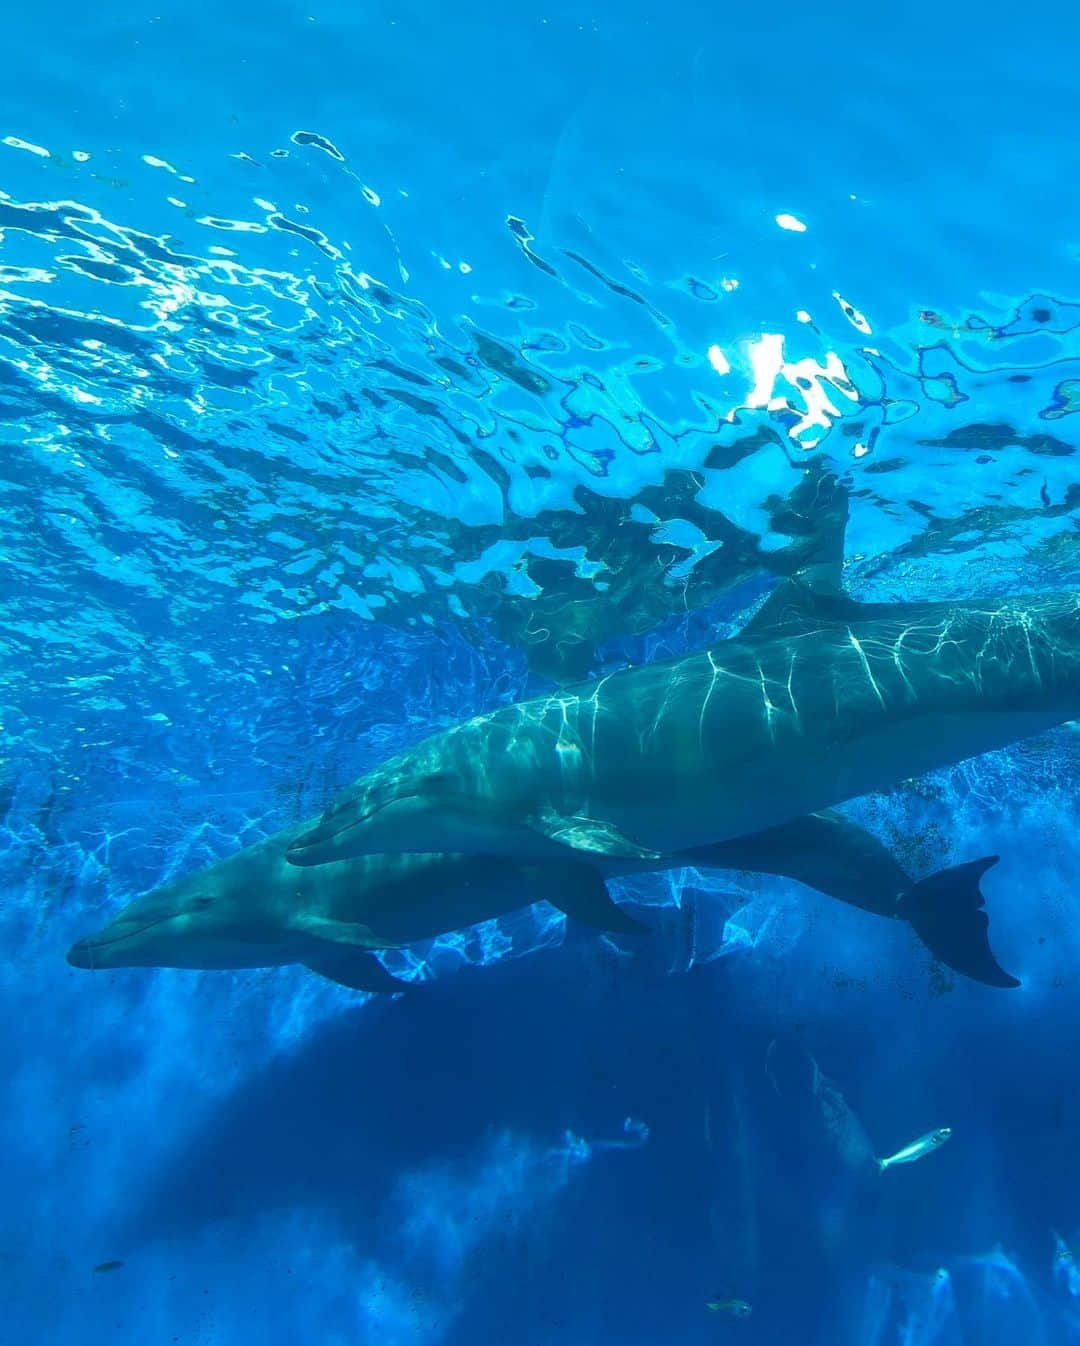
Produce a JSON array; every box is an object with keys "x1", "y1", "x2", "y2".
[
  {"x1": 740, "y1": 576, "x2": 860, "y2": 637},
  {"x1": 742, "y1": 468, "x2": 857, "y2": 637},
  {"x1": 772, "y1": 465, "x2": 850, "y2": 581}
]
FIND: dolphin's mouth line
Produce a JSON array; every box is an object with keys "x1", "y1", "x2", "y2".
[
  {"x1": 345, "y1": 790, "x2": 428, "y2": 826},
  {"x1": 75, "y1": 913, "x2": 177, "y2": 953},
  {"x1": 290, "y1": 792, "x2": 421, "y2": 848},
  {"x1": 346, "y1": 800, "x2": 398, "y2": 827}
]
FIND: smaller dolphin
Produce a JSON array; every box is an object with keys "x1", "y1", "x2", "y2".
[
  {"x1": 66, "y1": 811, "x2": 1018, "y2": 992},
  {"x1": 765, "y1": 1037, "x2": 877, "y2": 1173},
  {"x1": 65, "y1": 822, "x2": 649, "y2": 993}
]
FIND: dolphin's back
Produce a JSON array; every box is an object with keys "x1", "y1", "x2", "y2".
[{"x1": 475, "y1": 591, "x2": 1080, "y2": 854}]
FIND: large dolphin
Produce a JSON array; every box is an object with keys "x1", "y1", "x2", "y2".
[
  {"x1": 287, "y1": 574, "x2": 1079, "y2": 880},
  {"x1": 67, "y1": 809, "x2": 1018, "y2": 991}
]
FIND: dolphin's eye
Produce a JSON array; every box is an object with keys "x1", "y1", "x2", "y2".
[
  {"x1": 423, "y1": 771, "x2": 454, "y2": 792},
  {"x1": 190, "y1": 897, "x2": 214, "y2": 911}
]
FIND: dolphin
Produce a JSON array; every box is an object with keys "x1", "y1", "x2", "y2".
[
  {"x1": 286, "y1": 541, "x2": 1078, "y2": 905},
  {"x1": 65, "y1": 823, "x2": 635, "y2": 994},
  {"x1": 765, "y1": 1037, "x2": 877, "y2": 1173},
  {"x1": 66, "y1": 808, "x2": 1018, "y2": 991}
]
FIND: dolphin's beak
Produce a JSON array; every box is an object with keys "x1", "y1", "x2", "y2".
[
  {"x1": 287, "y1": 789, "x2": 433, "y2": 866},
  {"x1": 66, "y1": 937, "x2": 98, "y2": 969},
  {"x1": 285, "y1": 821, "x2": 342, "y2": 866}
]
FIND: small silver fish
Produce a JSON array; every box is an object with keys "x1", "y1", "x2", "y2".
[
  {"x1": 706, "y1": 1297, "x2": 752, "y2": 1318},
  {"x1": 876, "y1": 1127, "x2": 952, "y2": 1172}
]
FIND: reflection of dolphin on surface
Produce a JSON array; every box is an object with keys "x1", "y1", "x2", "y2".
[{"x1": 68, "y1": 800, "x2": 1018, "y2": 991}]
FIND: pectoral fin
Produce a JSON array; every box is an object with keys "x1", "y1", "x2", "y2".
[
  {"x1": 292, "y1": 914, "x2": 378, "y2": 948},
  {"x1": 301, "y1": 947, "x2": 412, "y2": 994},
  {"x1": 293, "y1": 913, "x2": 413, "y2": 990},
  {"x1": 544, "y1": 863, "x2": 649, "y2": 934},
  {"x1": 531, "y1": 808, "x2": 661, "y2": 860}
]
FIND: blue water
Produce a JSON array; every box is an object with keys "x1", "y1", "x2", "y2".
[{"x1": 4, "y1": 1, "x2": 1080, "y2": 1341}]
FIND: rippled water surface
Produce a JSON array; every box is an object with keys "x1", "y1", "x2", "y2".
[{"x1": 5, "y1": 3, "x2": 1080, "y2": 1343}]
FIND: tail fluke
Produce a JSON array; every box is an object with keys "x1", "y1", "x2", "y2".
[{"x1": 897, "y1": 856, "x2": 1020, "y2": 989}]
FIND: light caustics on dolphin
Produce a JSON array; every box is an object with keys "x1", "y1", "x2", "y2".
[
  {"x1": 67, "y1": 798, "x2": 1019, "y2": 993},
  {"x1": 283, "y1": 476, "x2": 1080, "y2": 987},
  {"x1": 288, "y1": 583, "x2": 1080, "y2": 875}
]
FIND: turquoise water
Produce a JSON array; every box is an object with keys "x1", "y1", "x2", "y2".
[{"x1": 4, "y1": 2, "x2": 1080, "y2": 1342}]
